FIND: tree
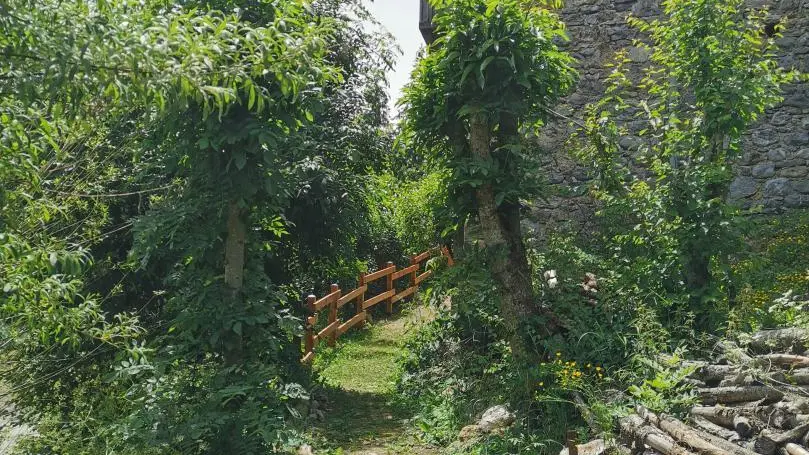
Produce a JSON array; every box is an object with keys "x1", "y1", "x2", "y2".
[
  {"x1": 580, "y1": 0, "x2": 800, "y2": 329},
  {"x1": 401, "y1": 0, "x2": 576, "y2": 359},
  {"x1": 0, "y1": 0, "x2": 357, "y2": 452}
]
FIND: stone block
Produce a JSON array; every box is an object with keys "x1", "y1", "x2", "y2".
[
  {"x1": 785, "y1": 193, "x2": 809, "y2": 208},
  {"x1": 780, "y1": 166, "x2": 809, "y2": 178},
  {"x1": 768, "y1": 148, "x2": 788, "y2": 161},
  {"x1": 763, "y1": 178, "x2": 793, "y2": 197},
  {"x1": 730, "y1": 176, "x2": 758, "y2": 199},
  {"x1": 752, "y1": 130, "x2": 778, "y2": 147},
  {"x1": 793, "y1": 180, "x2": 809, "y2": 194},
  {"x1": 752, "y1": 163, "x2": 776, "y2": 178}
]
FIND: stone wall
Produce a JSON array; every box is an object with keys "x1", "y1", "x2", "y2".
[{"x1": 528, "y1": 0, "x2": 809, "y2": 238}]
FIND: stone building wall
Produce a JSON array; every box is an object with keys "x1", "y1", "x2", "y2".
[{"x1": 528, "y1": 0, "x2": 809, "y2": 238}]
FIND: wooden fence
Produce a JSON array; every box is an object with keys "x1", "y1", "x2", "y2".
[{"x1": 301, "y1": 247, "x2": 453, "y2": 363}]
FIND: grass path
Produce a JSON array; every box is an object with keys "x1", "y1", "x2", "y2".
[{"x1": 309, "y1": 304, "x2": 438, "y2": 454}]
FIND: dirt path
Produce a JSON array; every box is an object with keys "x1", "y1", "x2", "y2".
[{"x1": 309, "y1": 303, "x2": 439, "y2": 454}]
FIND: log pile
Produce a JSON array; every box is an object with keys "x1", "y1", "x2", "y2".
[{"x1": 564, "y1": 329, "x2": 809, "y2": 455}]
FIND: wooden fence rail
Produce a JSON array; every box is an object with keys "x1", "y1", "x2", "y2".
[{"x1": 301, "y1": 246, "x2": 453, "y2": 363}]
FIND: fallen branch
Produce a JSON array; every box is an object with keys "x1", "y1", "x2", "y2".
[{"x1": 620, "y1": 414, "x2": 696, "y2": 455}]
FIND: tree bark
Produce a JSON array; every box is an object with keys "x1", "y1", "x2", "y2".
[
  {"x1": 468, "y1": 112, "x2": 540, "y2": 360},
  {"x1": 620, "y1": 414, "x2": 697, "y2": 455},
  {"x1": 224, "y1": 200, "x2": 246, "y2": 366},
  {"x1": 699, "y1": 386, "x2": 785, "y2": 405}
]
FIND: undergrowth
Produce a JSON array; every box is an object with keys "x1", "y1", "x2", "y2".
[{"x1": 395, "y1": 210, "x2": 809, "y2": 454}]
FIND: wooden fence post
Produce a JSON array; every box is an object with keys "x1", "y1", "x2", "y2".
[
  {"x1": 357, "y1": 273, "x2": 366, "y2": 328},
  {"x1": 328, "y1": 283, "x2": 340, "y2": 347},
  {"x1": 385, "y1": 261, "x2": 395, "y2": 314},
  {"x1": 409, "y1": 255, "x2": 418, "y2": 289},
  {"x1": 304, "y1": 294, "x2": 316, "y2": 359},
  {"x1": 566, "y1": 430, "x2": 578, "y2": 455}
]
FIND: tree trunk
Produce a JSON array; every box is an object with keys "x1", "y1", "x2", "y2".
[
  {"x1": 468, "y1": 112, "x2": 539, "y2": 360},
  {"x1": 224, "y1": 200, "x2": 246, "y2": 366}
]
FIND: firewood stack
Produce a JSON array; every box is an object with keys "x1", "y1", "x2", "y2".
[{"x1": 564, "y1": 328, "x2": 809, "y2": 455}]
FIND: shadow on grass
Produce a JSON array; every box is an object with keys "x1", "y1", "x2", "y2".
[
  {"x1": 309, "y1": 385, "x2": 414, "y2": 450},
  {"x1": 306, "y1": 304, "x2": 435, "y2": 452}
]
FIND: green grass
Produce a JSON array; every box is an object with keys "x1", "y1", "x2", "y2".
[{"x1": 308, "y1": 303, "x2": 438, "y2": 454}]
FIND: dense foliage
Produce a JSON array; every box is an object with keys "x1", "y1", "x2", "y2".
[
  {"x1": 2, "y1": 0, "x2": 806, "y2": 453},
  {"x1": 1, "y1": 0, "x2": 398, "y2": 452},
  {"x1": 401, "y1": 0, "x2": 576, "y2": 361},
  {"x1": 395, "y1": 0, "x2": 806, "y2": 453},
  {"x1": 578, "y1": 0, "x2": 800, "y2": 331}
]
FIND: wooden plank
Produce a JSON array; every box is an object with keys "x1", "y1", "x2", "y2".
[
  {"x1": 338, "y1": 312, "x2": 366, "y2": 336},
  {"x1": 413, "y1": 249, "x2": 433, "y2": 263},
  {"x1": 337, "y1": 285, "x2": 367, "y2": 308},
  {"x1": 365, "y1": 265, "x2": 395, "y2": 283},
  {"x1": 385, "y1": 261, "x2": 394, "y2": 313},
  {"x1": 312, "y1": 288, "x2": 341, "y2": 312},
  {"x1": 392, "y1": 264, "x2": 419, "y2": 281},
  {"x1": 304, "y1": 295, "x2": 316, "y2": 357},
  {"x1": 363, "y1": 289, "x2": 395, "y2": 309},
  {"x1": 409, "y1": 255, "x2": 419, "y2": 287},
  {"x1": 327, "y1": 284, "x2": 339, "y2": 347},
  {"x1": 441, "y1": 246, "x2": 455, "y2": 267},
  {"x1": 355, "y1": 273, "x2": 366, "y2": 330},
  {"x1": 415, "y1": 270, "x2": 432, "y2": 285},
  {"x1": 391, "y1": 286, "x2": 417, "y2": 304},
  {"x1": 315, "y1": 319, "x2": 340, "y2": 341},
  {"x1": 301, "y1": 351, "x2": 314, "y2": 364}
]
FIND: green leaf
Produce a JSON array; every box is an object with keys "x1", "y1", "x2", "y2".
[{"x1": 234, "y1": 151, "x2": 247, "y2": 170}]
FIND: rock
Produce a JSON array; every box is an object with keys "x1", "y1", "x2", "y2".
[
  {"x1": 459, "y1": 424, "x2": 482, "y2": 442},
  {"x1": 794, "y1": 180, "x2": 809, "y2": 194},
  {"x1": 764, "y1": 178, "x2": 793, "y2": 197},
  {"x1": 752, "y1": 130, "x2": 778, "y2": 147},
  {"x1": 297, "y1": 444, "x2": 314, "y2": 455},
  {"x1": 729, "y1": 176, "x2": 758, "y2": 199},
  {"x1": 785, "y1": 193, "x2": 807, "y2": 208},
  {"x1": 780, "y1": 166, "x2": 809, "y2": 178},
  {"x1": 752, "y1": 163, "x2": 776, "y2": 178},
  {"x1": 477, "y1": 405, "x2": 516, "y2": 432},
  {"x1": 628, "y1": 46, "x2": 650, "y2": 62},
  {"x1": 789, "y1": 131, "x2": 809, "y2": 146},
  {"x1": 769, "y1": 148, "x2": 788, "y2": 161}
]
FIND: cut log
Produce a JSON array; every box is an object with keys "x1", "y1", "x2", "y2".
[
  {"x1": 691, "y1": 406, "x2": 736, "y2": 428},
  {"x1": 692, "y1": 416, "x2": 741, "y2": 442},
  {"x1": 759, "y1": 355, "x2": 809, "y2": 369},
  {"x1": 765, "y1": 422, "x2": 809, "y2": 445},
  {"x1": 696, "y1": 365, "x2": 740, "y2": 383},
  {"x1": 735, "y1": 415, "x2": 755, "y2": 438},
  {"x1": 775, "y1": 399, "x2": 809, "y2": 415},
  {"x1": 749, "y1": 329, "x2": 809, "y2": 353},
  {"x1": 559, "y1": 439, "x2": 607, "y2": 455},
  {"x1": 754, "y1": 435, "x2": 778, "y2": 455},
  {"x1": 620, "y1": 414, "x2": 696, "y2": 455},
  {"x1": 785, "y1": 371, "x2": 809, "y2": 385},
  {"x1": 717, "y1": 341, "x2": 754, "y2": 364},
  {"x1": 636, "y1": 406, "x2": 753, "y2": 455},
  {"x1": 781, "y1": 443, "x2": 809, "y2": 455},
  {"x1": 699, "y1": 386, "x2": 785, "y2": 405}
]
